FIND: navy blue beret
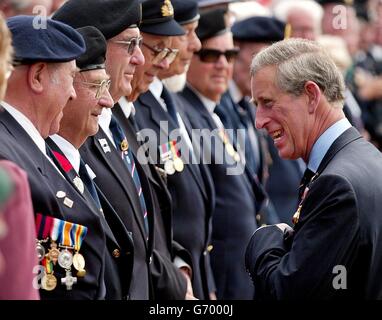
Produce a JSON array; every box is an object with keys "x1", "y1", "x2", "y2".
[
  {"x1": 53, "y1": 0, "x2": 141, "y2": 40},
  {"x1": 197, "y1": 0, "x2": 235, "y2": 8},
  {"x1": 76, "y1": 26, "x2": 107, "y2": 71},
  {"x1": 139, "y1": 0, "x2": 185, "y2": 36},
  {"x1": 172, "y1": 0, "x2": 200, "y2": 25},
  {"x1": 196, "y1": 7, "x2": 228, "y2": 41},
  {"x1": 7, "y1": 15, "x2": 85, "y2": 64},
  {"x1": 232, "y1": 16, "x2": 285, "y2": 43}
]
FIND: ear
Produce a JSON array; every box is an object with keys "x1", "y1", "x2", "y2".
[
  {"x1": 27, "y1": 63, "x2": 47, "y2": 94},
  {"x1": 304, "y1": 81, "x2": 321, "y2": 114}
]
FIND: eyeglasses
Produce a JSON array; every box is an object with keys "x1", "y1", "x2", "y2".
[
  {"x1": 196, "y1": 48, "x2": 240, "y2": 63},
  {"x1": 75, "y1": 79, "x2": 111, "y2": 99},
  {"x1": 142, "y1": 42, "x2": 179, "y2": 64},
  {"x1": 113, "y1": 36, "x2": 143, "y2": 55}
]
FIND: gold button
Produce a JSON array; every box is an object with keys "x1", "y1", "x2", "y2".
[
  {"x1": 112, "y1": 249, "x2": 120, "y2": 258},
  {"x1": 207, "y1": 245, "x2": 214, "y2": 252}
]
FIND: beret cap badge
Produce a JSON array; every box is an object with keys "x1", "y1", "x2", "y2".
[{"x1": 161, "y1": 0, "x2": 174, "y2": 17}]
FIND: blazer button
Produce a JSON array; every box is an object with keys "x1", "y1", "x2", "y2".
[{"x1": 112, "y1": 249, "x2": 120, "y2": 258}]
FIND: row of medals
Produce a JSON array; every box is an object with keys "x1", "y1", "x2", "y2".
[
  {"x1": 36, "y1": 239, "x2": 86, "y2": 291},
  {"x1": 164, "y1": 156, "x2": 184, "y2": 175}
]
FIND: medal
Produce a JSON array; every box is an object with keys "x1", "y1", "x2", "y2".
[
  {"x1": 72, "y1": 223, "x2": 88, "y2": 278},
  {"x1": 61, "y1": 269, "x2": 77, "y2": 290},
  {"x1": 36, "y1": 241, "x2": 45, "y2": 262},
  {"x1": 173, "y1": 157, "x2": 184, "y2": 172},
  {"x1": 120, "y1": 138, "x2": 129, "y2": 152},
  {"x1": 73, "y1": 176, "x2": 84, "y2": 194},
  {"x1": 47, "y1": 242, "x2": 60, "y2": 264},
  {"x1": 164, "y1": 160, "x2": 175, "y2": 175},
  {"x1": 233, "y1": 152, "x2": 241, "y2": 162},
  {"x1": 73, "y1": 252, "x2": 86, "y2": 277},
  {"x1": 58, "y1": 248, "x2": 73, "y2": 269},
  {"x1": 42, "y1": 273, "x2": 57, "y2": 291},
  {"x1": 225, "y1": 144, "x2": 235, "y2": 157}
]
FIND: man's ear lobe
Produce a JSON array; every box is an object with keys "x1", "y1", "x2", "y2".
[
  {"x1": 28, "y1": 63, "x2": 47, "y2": 94},
  {"x1": 304, "y1": 81, "x2": 321, "y2": 114}
]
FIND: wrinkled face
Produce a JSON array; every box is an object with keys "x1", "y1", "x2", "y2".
[
  {"x1": 106, "y1": 27, "x2": 145, "y2": 101},
  {"x1": 252, "y1": 65, "x2": 311, "y2": 160},
  {"x1": 187, "y1": 32, "x2": 235, "y2": 102},
  {"x1": 288, "y1": 9, "x2": 316, "y2": 41},
  {"x1": 128, "y1": 32, "x2": 172, "y2": 101},
  {"x1": 159, "y1": 20, "x2": 201, "y2": 78},
  {"x1": 233, "y1": 41, "x2": 268, "y2": 97},
  {"x1": 45, "y1": 60, "x2": 77, "y2": 137},
  {"x1": 60, "y1": 69, "x2": 114, "y2": 142}
]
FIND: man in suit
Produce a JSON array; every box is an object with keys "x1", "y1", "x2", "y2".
[
  {"x1": 132, "y1": 0, "x2": 217, "y2": 300},
  {"x1": 179, "y1": 8, "x2": 262, "y2": 299},
  {"x1": 231, "y1": 16, "x2": 305, "y2": 223},
  {"x1": 246, "y1": 38, "x2": 382, "y2": 299},
  {"x1": 0, "y1": 15, "x2": 110, "y2": 299},
  {"x1": 46, "y1": 26, "x2": 135, "y2": 300},
  {"x1": 55, "y1": 0, "x2": 193, "y2": 300}
]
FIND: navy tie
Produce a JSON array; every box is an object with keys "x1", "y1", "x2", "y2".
[
  {"x1": 161, "y1": 87, "x2": 179, "y2": 126},
  {"x1": 298, "y1": 168, "x2": 315, "y2": 202},
  {"x1": 79, "y1": 159, "x2": 102, "y2": 211},
  {"x1": 109, "y1": 115, "x2": 149, "y2": 239}
]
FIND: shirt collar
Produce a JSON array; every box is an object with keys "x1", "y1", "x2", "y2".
[
  {"x1": 187, "y1": 84, "x2": 217, "y2": 114},
  {"x1": 308, "y1": 118, "x2": 352, "y2": 173},
  {"x1": 50, "y1": 134, "x2": 81, "y2": 173},
  {"x1": 149, "y1": 77, "x2": 164, "y2": 102},
  {"x1": 99, "y1": 107, "x2": 112, "y2": 133},
  {"x1": 1, "y1": 100, "x2": 47, "y2": 155},
  {"x1": 118, "y1": 96, "x2": 135, "y2": 119}
]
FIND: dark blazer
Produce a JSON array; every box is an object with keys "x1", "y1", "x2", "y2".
[
  {"x1": 179, "y1": 86, "x2": 259, "y2": 299},
  {"x1": 46, "y1": 137, "x2": 134, "y2": 300},
  {"x1": 245, "y1": 127, "x2": 382, "y2": 299},
  {"x1": 133, "y1": 91, "x2": 216, "y2": 300},
  {"x1": 0, "y1": 109, "x2": 106, "y2": 300},
  {"x1": 113, "y1": 104, "x2": 189, "y2": 300}
]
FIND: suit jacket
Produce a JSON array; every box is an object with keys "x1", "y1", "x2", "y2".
[
  {"x1": 0, "y1": 160, "x2": 39, "y2": 300},
  {"x1": 245, "y1": 127, "x2": 382, "y2": 299},
  {"x1": 179, "y1": 86, "x2": 259, "y2": 299},
  {"x1": 133, "y1": 91, "x2": 216, "y2": 300},
  {"x1": 0, "y1": 109, "x2": 106, "y2": 300},
  {"x1": 113, "y1": 104, "x2": 189, "y2": 300},
  {"x1": 46, "y1": 138, "x2": 134, "y2": 300}
]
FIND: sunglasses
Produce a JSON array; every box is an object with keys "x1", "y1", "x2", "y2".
[
  {"x1": 196, "y1": 48, "x2": 240, "y2": 63},
  {"x1": 113, "y1": 36, "x2": 143, "y2": 55},
  {"x1": 75, "y1": 79, "x2": 111, "y2": 99},
  {"x1": 142, "y1": 42, "x2": 179, "y2": 64}
]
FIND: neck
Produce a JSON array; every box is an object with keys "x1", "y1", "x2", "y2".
[{"x1": 57, "y1": 130, "x2": 85, "y2": 149}]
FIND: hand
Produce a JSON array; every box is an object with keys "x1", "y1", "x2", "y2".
[
  {"x1": 179, "y1": 267, "x2": 198, "y2": 300},
  {"x1": 209, "y1": 291, "x2": 217, "y2": 300}
]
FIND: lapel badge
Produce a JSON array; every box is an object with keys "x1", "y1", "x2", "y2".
[
  {"x1": 63, "y1": 197, "x2": 74, "y2": 208},
  {"x1": 98, "y1": 138, "x2": 111, "y2": 153},
  {"x1": 73, "y1": 176, "x2": 84, "y2": 194},
  {"x1": 121, "y1": 138, "x2": 129, "y2": 152},
  {"x1": 56, "y1": 191, "x2": 66, "y2": 199}
]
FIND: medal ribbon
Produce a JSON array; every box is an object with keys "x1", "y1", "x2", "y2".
[
  {"x1": 159, "y1": 142, "x2": 172, "y2": 162},
  {"x1": 61, "y1": 221, "x2": 74, "y2": 247},
  {"x1": 72, "y1": 223, "x2": 88, "y2": 252},
  {"x1": 50, "y1": 218, "x2": 62, "y2": 242},
  {"x1": 170, "y1": 140, "x2": 180, "y2": 158},
  {"x1": 35, "y1": 213, "x2": 54, "y2": 239}
]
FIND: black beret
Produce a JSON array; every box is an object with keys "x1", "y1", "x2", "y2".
[
  {"x1": 316, "y1": 0, "x2": 354, "y2": 5},
  {"x1": 232, "y1": 16, "x2": 285, "y2": 43},
  {"x1": 7, "y1": 15, "x2": 85, "y2": 64},
  {"x1": 139, "y1": 0, "x2": 185, "y2": 36},
  {"x1": 52, "y1": 0, "x2": 141, "y2": 40},
  {"x1": 172, "y1": 0, "x2": 200, "y2": 25},
  {"x1": 196, "y1": 7, "x2": 228, "y2": 41},
  {"x1": 76, "y1": 27, "x2": 107, "y2": 71}
]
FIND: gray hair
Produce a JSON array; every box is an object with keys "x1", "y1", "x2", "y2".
[{"x1": 250, "y1": 38, "x2": 345, "y2": 108}]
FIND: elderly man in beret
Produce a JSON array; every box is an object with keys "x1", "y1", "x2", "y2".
[
  {"x1": 55, "y1": 0, "x2": 195, "y2": 300},
  {"x1": 132, "y1": 0, "x2": 218, "y2": 300},
  {"x1": 0, "y1": 16, "x2": 111, "y2": 299},
  {"x1": 45, "y1": 26, "x2": 136, "y2": 300}
]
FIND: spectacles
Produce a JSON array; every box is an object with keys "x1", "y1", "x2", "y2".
[
  {"x1": 196, "y1": 48, "x2": 240, "y2": 63},
  {"x1": 75, "y1": 79, "x2": 111, "y2": 99},
  {"x1": 113, "y1": 36, "x2": 143, "y2": 55},
  {"x1": 142, "y1": 42, "x2": 179, "y2": 64}
]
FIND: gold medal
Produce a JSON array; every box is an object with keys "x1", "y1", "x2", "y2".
[
  {"x1": 73, "y1": 252, "x2": 85, "y2": 271},
  {"x1": 173, "y1": 157, "x2": 184, "y2": 172},
  {"x1": 121, "y1": 139, "x2": 129, "y2": 152},
  {"x1": 48, "y1": 242, "x2": 60, "y2": 264},
  {"x1": 164, "y1": 160, "x2": 175, "y2": 175},
  {"x1": 42, "y1": 273, "x2": 57, "y2": 291},
  {"x1": 76, "y1": 269, "x2": 86, "y2": 278}
]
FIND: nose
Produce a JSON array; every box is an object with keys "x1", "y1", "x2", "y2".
[
  {"x1": 156, "y1": 56, "x2": 170, "y2": 70},
  {"x1": 99, "y1": 89, "x2": 114, "y2": 109},
  {"x1": 190, "y1": 32, "x2": 201, "y2": 52},
  {"x1": 254, "y1": 106, "x2": 269, "y2": 130},
  {"x1": 132, "y1": 46, "x2": 145, "y2": 66},
  {"x1": 70, "y1": 84, "x2": 77, "y2": 101},
  {"x1": 215, "y1": 53, "x2": 229, "y2": 68}
]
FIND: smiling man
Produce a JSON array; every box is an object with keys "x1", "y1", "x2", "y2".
[{"x1": 245, "y1": 38, "x2": 382, "y2": 299}]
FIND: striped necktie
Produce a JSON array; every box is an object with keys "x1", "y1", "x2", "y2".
[{"x1": 109, "y1": 115, "x2": 149, "y2": 239}]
